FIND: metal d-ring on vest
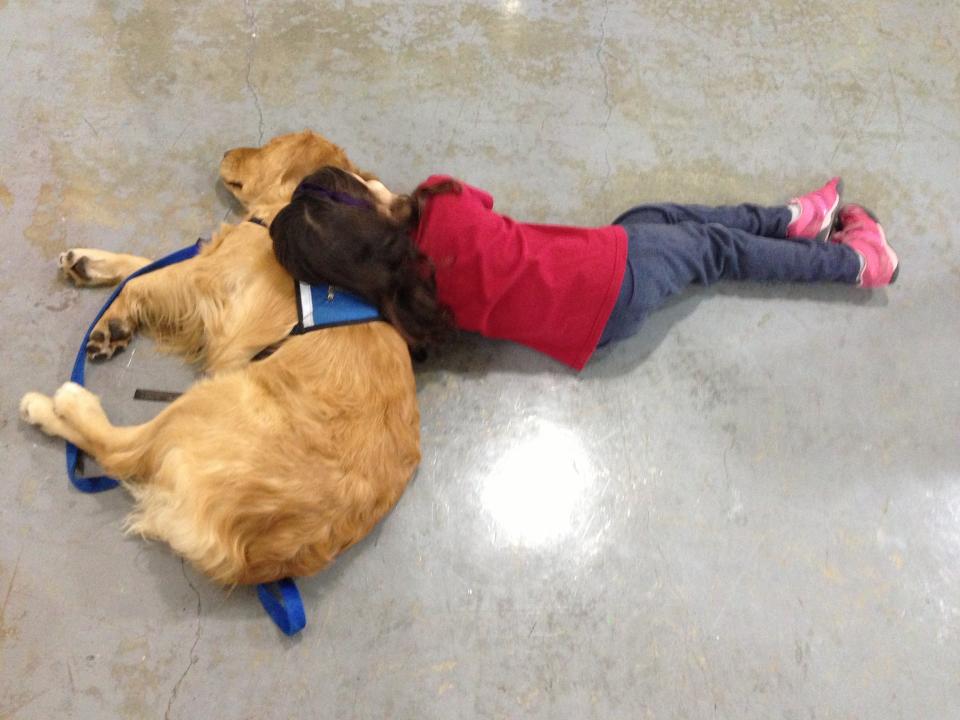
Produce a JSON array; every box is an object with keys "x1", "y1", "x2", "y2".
[{"x1": 64, "y1": 223, "x2": 381, "y2": 637}]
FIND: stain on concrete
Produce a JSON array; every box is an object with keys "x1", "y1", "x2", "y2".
[
  {"x1": 97, "y1": 2, "x2": 178, "y2": 96},
  {"x1": 60, "y1": 1, "x2": 253, "y2": 125},
  {"x1": 245, "y1": 2, "x2": 595, "y2": 107},
  {"x1": 15, "y1": 475, "x2": 38, "y2": 509},
  {"x1": 24, "y1": 134, "x2": 225, "y2": 260},
  {"x1": 109, "y1": 635, "x2": 170, "y2": 719},
  {"x1": 0, "y1": 181, "x2": 13, "y2": 209},
  {"x1": 42, "y1": 290, "x2": 78, "y2": 312},
  {"x1": 24, "y1": 183, "x2": 64, "y2": 259}
]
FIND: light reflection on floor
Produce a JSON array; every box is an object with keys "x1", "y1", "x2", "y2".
[{"x1": 480, "y1": 418, "x2": 599, "y2": 549}]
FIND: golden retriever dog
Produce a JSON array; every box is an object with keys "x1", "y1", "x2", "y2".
[{"x1": 20, "y1": 131, "x2": 420, "y2": 586}]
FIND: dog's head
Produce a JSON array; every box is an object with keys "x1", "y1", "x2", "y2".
[{"x1": 220, "y1": 130, "x2": 362, "y2": 212}]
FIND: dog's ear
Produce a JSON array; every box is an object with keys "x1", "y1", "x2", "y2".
[
  {"x1": 290, "y1": 134, "x2": 358, "y2": 185},
  {"x1": 279, "y1": 153, "x2": 320, "y2": 190},
  {"x1": 277, "y1": 135, "x2": 334, "y2": 188}
]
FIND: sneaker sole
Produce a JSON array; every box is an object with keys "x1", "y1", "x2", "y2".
[
  {"x1": 862, "y1": 207, "x2": 900, "y2": 286},
  {"x1": 879, "y1": 223, "x2": 900, "y2": 285}
]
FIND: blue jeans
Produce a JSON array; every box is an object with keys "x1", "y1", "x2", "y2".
[{"x1": 599, "y1": 202, "x2": 861, "y2": 344}]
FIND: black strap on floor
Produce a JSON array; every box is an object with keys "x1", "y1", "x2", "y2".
[{"x1": 133, "y1": 388, "x2": 182, "y2": 402}]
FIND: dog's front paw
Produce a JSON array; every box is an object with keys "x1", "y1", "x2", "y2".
[{"x1": 87, "y1": 316, "x2": 134, "y2": 361}]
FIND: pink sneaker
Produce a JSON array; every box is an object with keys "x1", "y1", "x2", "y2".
[
  {"x1": 834, "y1": 204, "x2": 899, "y2": 288},
  {"x1": 786, "y1": 177, "x2": 843, "y2": 242}
]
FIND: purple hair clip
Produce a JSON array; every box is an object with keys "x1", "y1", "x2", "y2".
[{"x1": 293, "y1": 181, "x2": 371, "y2": 209}]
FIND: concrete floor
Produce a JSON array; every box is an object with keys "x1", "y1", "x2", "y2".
[{"x1": 1, "y1": 0, "x2": 958, "y2": 717}]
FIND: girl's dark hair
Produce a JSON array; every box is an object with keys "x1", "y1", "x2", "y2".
[{"x1": 270, "y1": 166, "x2": 460, "y2": 350}]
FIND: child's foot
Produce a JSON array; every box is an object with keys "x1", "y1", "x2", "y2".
[
  {"x1": 834, "y1": 204, "x2": 899, "y2": 288},
  {"x1": 786, "y1": 177, "x2": 843, "y2": 242}
]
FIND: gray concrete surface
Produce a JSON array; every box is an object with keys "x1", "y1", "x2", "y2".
[{"x1": 2, "y1": 0, "x2": 959, "y2": 718}]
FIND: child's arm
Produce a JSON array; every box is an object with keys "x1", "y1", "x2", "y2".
[{"x1": 365, "y1": 179, "x2": 396, "y2": 207}]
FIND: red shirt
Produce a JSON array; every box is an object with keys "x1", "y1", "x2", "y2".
[{"x1": 414, "y1": 176, "x2": 627, "y2": 370}]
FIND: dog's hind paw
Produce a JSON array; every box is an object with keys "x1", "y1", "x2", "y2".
[
  {"x1": 59, "y1": 248, "x2": 150, "y2": 287},
  {"x1": 20, "y1": 392, "x2": 50, "y2": 424},
  {"x1": 60, "y1": 249, "x2": 110, "y2": 286},
  {"x1": 86, "y1": 316, "x2": 134, "y2": 361},
  {"x1": 19, "y1": 392, "x2": 60, "y2": 435}
]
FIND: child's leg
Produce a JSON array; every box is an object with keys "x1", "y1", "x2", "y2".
[
  {"x1": 645, "y1": 222, "x2": 860, "y2": 284},
  {"x1": 612, "y1": 178, "x2": 842, "y2": 241},
  {"x1": 599, "y1": 222, "x2": 860, "y2": 344},
  {"x1": 613, "y1": 202, "x2": 791, "y2": 238}
]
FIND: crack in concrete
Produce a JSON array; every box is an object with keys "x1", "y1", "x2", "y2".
[
  {"x1": 243, "y1": 0, "x2": 265, "y2": 144},
  {"x1": 1, "y1": 548, "x2": 22, "y2": 633},
  {"x1": 594, "y1": 0, "x2": 613, "y2": 184},
  {"x1": 163, "y1": 559, "x2": 203, "y2": 720},
  {"x1": 81, "y1": 116, "x2": 100, "y2": 139}
]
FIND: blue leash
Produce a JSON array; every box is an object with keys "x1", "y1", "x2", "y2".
[
  {"x1": 65, "y1": 239, "x2": 306, "y2": 636},
  {"x1": 257, "y1": 579, "x2": 307, "y2": 636},
  {"x1": 66, "y1": 242, "x2": 201, "y2": 493}
]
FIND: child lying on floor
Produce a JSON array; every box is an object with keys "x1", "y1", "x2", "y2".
[{"x1": 269, "y1": 169, "x2": 897, "y2": 370}]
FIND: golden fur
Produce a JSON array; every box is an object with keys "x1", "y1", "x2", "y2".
[{"x1": 21, "y1": 131, "x2": 420, "y2": 586}]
